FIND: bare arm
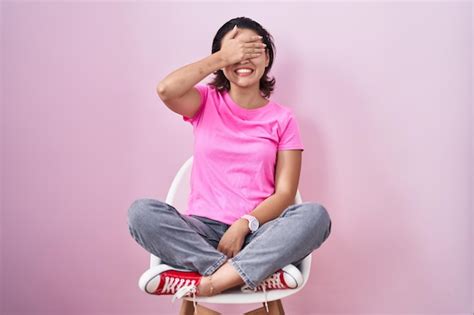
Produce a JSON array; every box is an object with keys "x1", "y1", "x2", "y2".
[
  {"x1": 157, "y1": 52, "x2": 226, "y2": 100},
  {"x1": 156, "y1": 52, "x2": 227, "y2": 118},
  {"x1": 230, "y1": 150, "x2": 302, "y2": 235},
  {"x1": 247, "y1": 149, "x2": 302, "y2": 225}
]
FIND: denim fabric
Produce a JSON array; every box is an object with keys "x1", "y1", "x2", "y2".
[{"x1": 127, "y1": 199, "x2": 332, "y2": 290}]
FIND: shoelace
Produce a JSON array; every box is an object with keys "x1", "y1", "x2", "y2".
[
  {"x1": 260, "y1": 272, "x2": 285, "y2": 289},
  {"x1": 248, "y1": 272, "x2": 285, "y2": 312},
  {"x1": 171, "y1": 283, "x2": 198, "y2": 315},
  {"x1": 162, "y1": 276, "x2": 197, "y2": 294},
  {"x1": 157, "y1": 275, "x2": 198, "y2": 314}
]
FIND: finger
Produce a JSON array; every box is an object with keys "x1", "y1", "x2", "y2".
[
  {"x1": 244, "y1": 42, "x2": 266, "y2": 49},
  {"x1": 219, "y1": 245, "x2": 229, "y2": 257},
  {"x1": 245, "y1": 47, "x2": 265, "y2": 54},
  {"x1": 245, "y1": 53, "x2": 263, "y2": 60},
  {"x1": 227, "y1": 248, "x2": 233, "y2": 258},
  {"x1": 243, "y1": 35, "x2": 263, "y2": 43},
  {"x1": 229, "y1": 25, "x2": 239, "y2": 39}
]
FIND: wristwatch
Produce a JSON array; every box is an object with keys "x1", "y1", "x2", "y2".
[{"x1": 241, "y1": 214, "x2": 259, "y2": 233}]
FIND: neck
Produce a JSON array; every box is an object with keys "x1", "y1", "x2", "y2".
[{"x1": 228, "y1": 84, "x2": 268, "y2": 109}]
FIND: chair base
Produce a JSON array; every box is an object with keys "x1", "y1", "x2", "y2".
[{"x1": 179, "y1": 299, "x2": 285, "y2": 315}]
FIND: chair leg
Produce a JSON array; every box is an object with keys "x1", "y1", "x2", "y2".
[
  {"x1": 179, "y1": 300, "x2": 221, "y2": 315},
  {"x1": 179, "y1": 300, "x2": 194, "y2": 315},
  {"x1": 244, "y1": 299, "x2": 285, "y2": 315}
]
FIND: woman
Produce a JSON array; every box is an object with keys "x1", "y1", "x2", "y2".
[{"x1": 127, "y1": 16, "x2": 332, "y2": 307}]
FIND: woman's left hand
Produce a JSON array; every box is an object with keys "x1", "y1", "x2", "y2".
[{"x1": 217, "y1": 219, "x2": 250, "y2": 258}]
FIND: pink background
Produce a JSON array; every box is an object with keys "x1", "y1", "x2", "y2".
[{"x1": 1, "y1": 1, "x2": 472, "y2": 314}]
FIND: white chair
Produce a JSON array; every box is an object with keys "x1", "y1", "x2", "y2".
[{"x1": 138, "y1": 156, "x2": 312, "y2": 314}]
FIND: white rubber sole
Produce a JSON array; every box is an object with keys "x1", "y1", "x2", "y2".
[{"x1": 281, "y1": 264, "x2": 304, "y2": 289}]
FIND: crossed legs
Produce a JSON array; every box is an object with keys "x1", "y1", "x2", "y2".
[{"x1": 127, "y1": 199, "x2": 332, "y2": 295}]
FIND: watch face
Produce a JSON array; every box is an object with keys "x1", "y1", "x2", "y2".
[{"x1": 250, "y1": 220, "x2": 259, "y2": 231}]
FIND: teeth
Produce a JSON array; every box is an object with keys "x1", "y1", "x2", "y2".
[{"x1": 235, "y1": 69, "x2": 253, "y2": 73}]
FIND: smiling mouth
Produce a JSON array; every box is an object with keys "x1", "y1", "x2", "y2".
[{"x1": 234, "y1": 69, "x2": 254, "y2": 77}]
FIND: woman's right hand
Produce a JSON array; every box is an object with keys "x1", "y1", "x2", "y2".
[{"x1": 219, "y1": 26, "x2": 266, "y2": 66}]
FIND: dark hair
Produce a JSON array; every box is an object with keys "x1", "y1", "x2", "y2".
[{"x1": 208, "y1": 17, "x2": 276, "y2": 98}]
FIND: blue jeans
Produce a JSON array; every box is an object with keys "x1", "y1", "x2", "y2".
[{"x1": 127, "y1": 199, "x2": 332, "y2": 290}]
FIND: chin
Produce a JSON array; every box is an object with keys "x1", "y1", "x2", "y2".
[
  {"x1": 235, "y1": 76, "x2": 262, "y2": 86},
  {"x1": 235, "y1": 81, "x2": 258, "y2": 88}
]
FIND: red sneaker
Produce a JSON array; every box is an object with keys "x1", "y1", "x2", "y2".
[
  {"x1": 139, "y1": 264, "x2": 202, "y2": 297},
  {"x1": 240, "y1": 264, "x2": 303, "y2": 293},
  {"x1": 240, "y1": 264, "x2": 304, "y2": 313}
]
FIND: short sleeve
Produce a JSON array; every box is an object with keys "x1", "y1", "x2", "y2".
[
  {"x1": 182, "y1": 84, "x2": 209, "y2": 126},
  {"x1": 278, "y1": 112, "x2": 304, "y2": 151}
]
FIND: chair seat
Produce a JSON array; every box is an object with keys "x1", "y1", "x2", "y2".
[
  {"x1": 139, "y1": 258, "x2": 311, "y2": 304},
  {"x1": 182, "y1": 285, "x2": 304, "y2": 304}
]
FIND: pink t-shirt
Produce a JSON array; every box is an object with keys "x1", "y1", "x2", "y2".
[{"x1": 182, "y1": 84, "x2": 304, "y2": 224}]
